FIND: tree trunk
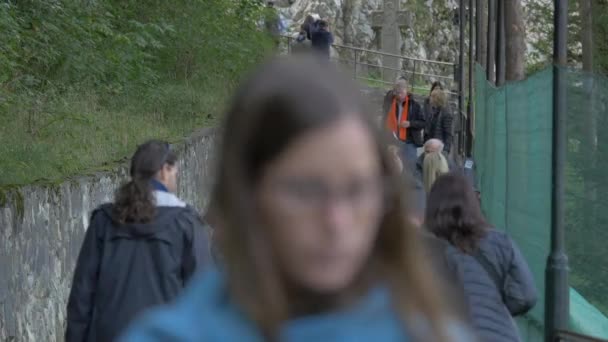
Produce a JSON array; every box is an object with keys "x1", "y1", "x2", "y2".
[
  {"x1": 504, "y1": 0, "x2": 525, "y2": 81},
  {"x1": 580, "y1": 0, "x2": 597, "y2": 231},
  {"x1": 476, "y1": 0, "x2": 488, "y2": 69},
  {"x1": 581, "y1": 0, "x2": 593, "y2": 72}
]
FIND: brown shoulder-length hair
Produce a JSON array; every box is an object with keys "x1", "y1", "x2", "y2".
[
  {"x1": 425, "y1": 172, "x2": 489, "y2": 254},
  {"x1": 211, "y1": 55, "x2": 454, "y2": 340}
]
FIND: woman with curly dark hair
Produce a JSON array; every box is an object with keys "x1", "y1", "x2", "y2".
[
  {"x1": 425, "y1": 172, "x2": 538, "y2": 342},
  {"x1": 66, "y1": 140, "x2": 210, "y2": 342}
]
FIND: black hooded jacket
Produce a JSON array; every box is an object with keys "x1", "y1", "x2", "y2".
[{"x1": 66, "y1": 203, "x2": 210, "y2": 342}]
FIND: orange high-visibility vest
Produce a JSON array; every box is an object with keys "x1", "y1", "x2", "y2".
[{"x1": 385, "y1": 96, "x2": 410, "y2": 141}]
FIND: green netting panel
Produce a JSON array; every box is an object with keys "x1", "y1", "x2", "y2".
[
  {"x1": 564, "y1": 69, "x2": 608, "y2": 338},
  {"x1": 474, "y1": 64, "x2": 608, "y2": 340},
  {"x1": 474, "y1": 65, "x2": 553, "y2": 337}
]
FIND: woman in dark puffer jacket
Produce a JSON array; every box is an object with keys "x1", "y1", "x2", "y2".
[{"x1": 425, "y1": 172, "x2": 538, "y2": 342}]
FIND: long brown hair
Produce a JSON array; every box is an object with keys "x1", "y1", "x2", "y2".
[
  {"x1": 113, "y1": 140, "x2": 176, "y2": 224},
  {"x1": 425, "y1": 172, "x2": 489, "y2": 253},
  {"x1": 211, "y1": 56, "x2": 454, "y2": 340}
]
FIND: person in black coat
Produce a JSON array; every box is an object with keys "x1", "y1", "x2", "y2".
[
  {"x1": 311, "y1": 20, "x2": 333, "y2": 59},
  {"x1": 425, "y1": 172, "x2": 538, "y2": 342},
  {"x1": 65, "y1": 140, "x2": 210, "y2": 342},
  {"x1": 424, "y1": 87, "x2": 453, "y2": 154},
  {"x1": 423, "y1": 82, "x2": 443, "y2": 119}
]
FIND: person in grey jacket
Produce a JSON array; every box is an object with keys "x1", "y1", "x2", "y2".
[{"x1": 424, "y1": 172, "x2": 538, "y2": 342}]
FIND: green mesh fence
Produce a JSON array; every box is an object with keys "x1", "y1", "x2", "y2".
[
  {"x1": 474, "y1": 64, "x2": 608, "y2": 340},
  {"x1": 564, "y1": 68, "x2": 608, "y2": 339}
]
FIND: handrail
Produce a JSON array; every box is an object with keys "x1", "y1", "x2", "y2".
[
  {"x1": 330, "y1": 43, "x2": 456, "y2": 66},
  {"x1": 281, "y1": 34, "x2": 461, "y2": 97},
  {"x1": 342, "y1": 59, "x2": 455, "y2": 80},
  {"x1": 281, "y1": 34, "x2": 455, "y2": 67}
]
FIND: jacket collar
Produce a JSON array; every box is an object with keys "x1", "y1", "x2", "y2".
[{"x1": 154, "y1": 190, "x2": 186, "y2": 207}]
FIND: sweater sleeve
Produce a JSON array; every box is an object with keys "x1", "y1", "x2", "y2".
[
  {"x1": 503, "y1": 237, "x2": 539, "y2": 316},
  {"x1": 65, "y1": 210, "x2": 104, "y2": 342}
]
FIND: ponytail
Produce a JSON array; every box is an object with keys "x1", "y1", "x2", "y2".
[
  {"x1": 113, "y1": 177, "x2": 156, "y2": 224},
  {"x1": 112, "y1": 139, "x2": 176, "y2": 224}
]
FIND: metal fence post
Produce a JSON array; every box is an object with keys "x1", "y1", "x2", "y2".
[
  {"x1": 458, "y1": 0, "x2": 465, "y2": 156},
  {"x1": 466, "y1": 0, "x2": 474, "y2": 157},
  {"x1": 496, "y1": 0, "x2": 506, "y2": 86},
  {"x1": 475, "y1": 0, "x2": 482, "y2": 65},
  {"x1": 545, "y1": 0, "x2": 570, "y2": 341},
  {"x1": 487, "y1": 0, "x2": 496, "y2": 83}
]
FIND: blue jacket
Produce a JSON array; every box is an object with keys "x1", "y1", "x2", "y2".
[{"x1": 120, "y1": 269, "x2": 474, "y2": 341}]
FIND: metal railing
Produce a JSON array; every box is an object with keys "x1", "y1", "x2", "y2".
[{"x1": 281, "y1": 35, "x2": 459, "y2": 97}]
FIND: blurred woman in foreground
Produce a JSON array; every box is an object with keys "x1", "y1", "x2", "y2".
[
  {"x1": 425, "y1": 173, "x2": 538, "y2": 342},
  {"x1": 121, "y1": 56, "x2": 472, "y2": 341}
]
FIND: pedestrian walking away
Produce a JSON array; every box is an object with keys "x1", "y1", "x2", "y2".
[
  {"x1": 425, "y1": 173, "x2": 538, "y2": 342},
  {"x1": 65, "y1": 140, "x2": 211, "y2": 342}
]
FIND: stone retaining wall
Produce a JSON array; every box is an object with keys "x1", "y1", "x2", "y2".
[{"x1": 0, "y1": 128, "x2": 217, "y2": 342}]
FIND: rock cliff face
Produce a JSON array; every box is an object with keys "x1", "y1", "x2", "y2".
[{"x1": 277, "y1": 0, "x2": 460, "y2": 88}]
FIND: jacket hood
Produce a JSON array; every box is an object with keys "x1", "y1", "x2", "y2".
[{"x1": 99, "y1": 191, "x2": 192, "y2": 238}]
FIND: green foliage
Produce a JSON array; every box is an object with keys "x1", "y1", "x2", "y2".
[
  {"x1": 0, "y1": 0, "x2": 274, "y2": 186},
  {"x1": 525, "y1": 0, "x2": 608, "y2": 75},
  {"x1": 525, "y1": 0, "x2": 583, "y2": 72},
  {"x1": 593, "y1": 1, "x2": 608, "y2": 74}
]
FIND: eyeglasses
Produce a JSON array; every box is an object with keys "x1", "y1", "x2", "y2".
[{"x1": 270, "y1": 176, "x2": 387, "y2": 214}]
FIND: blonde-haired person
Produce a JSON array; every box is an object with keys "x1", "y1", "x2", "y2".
[
  {"x1": 416, "y1": 139, "x2": 451, "y2": 192},
  {"x1": 121, "y1": 56, "x2": 474, "y2": 342},
  {"x1": 424, "y1": 86, "x2": 453, "y2": 155},
  {"x1": 423, "y1": 148, "x2": 450, "y2": 193}
]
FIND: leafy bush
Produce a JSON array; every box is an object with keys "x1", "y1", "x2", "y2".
[{"x1": 0, "y1": 0, "x2": 273, "y2": 186}]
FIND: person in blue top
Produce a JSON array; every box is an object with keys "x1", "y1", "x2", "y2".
[{"x1": 120, "y1": 56, "x2": 474, "y2": 342}]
